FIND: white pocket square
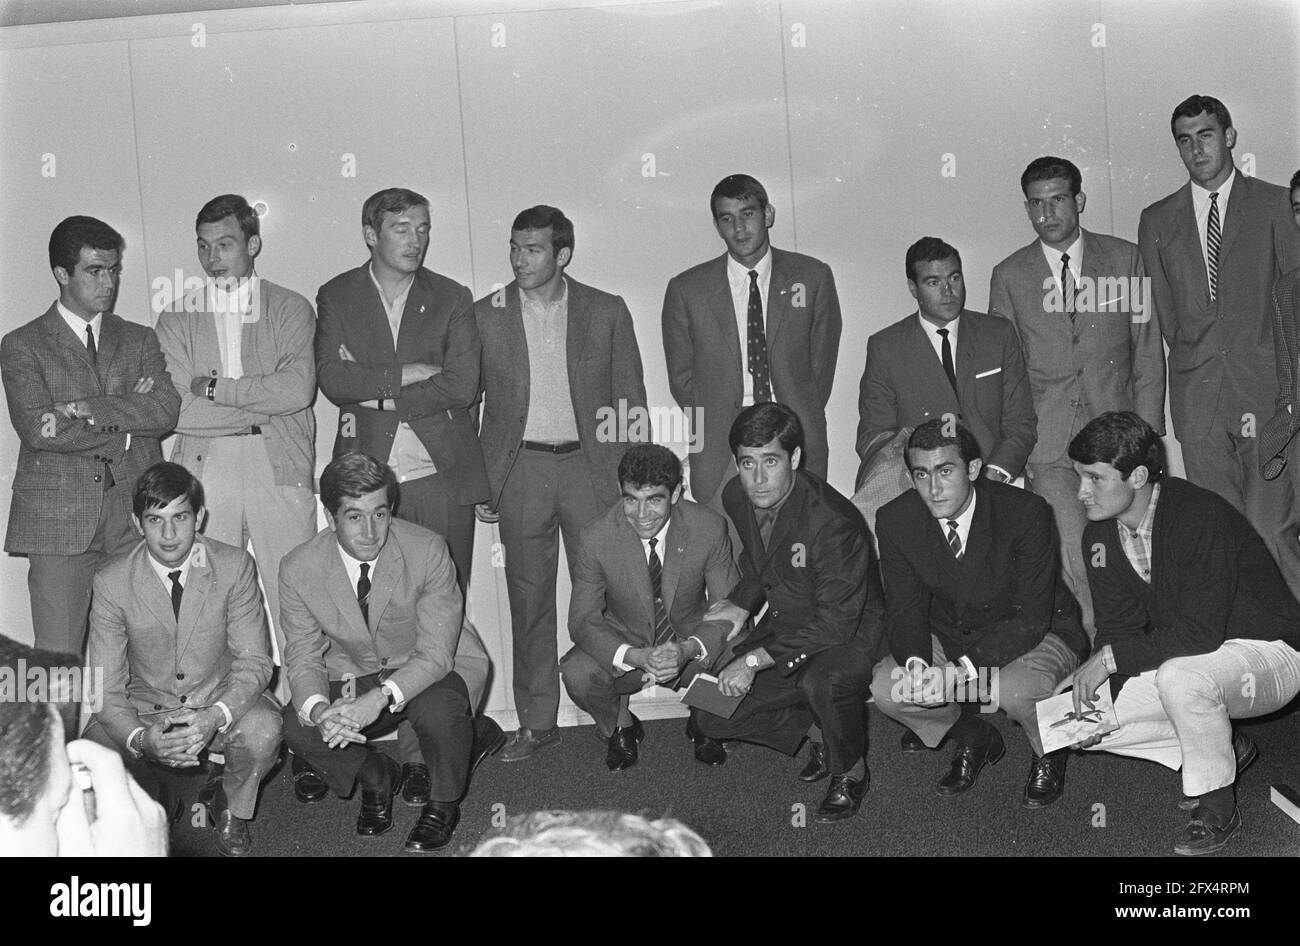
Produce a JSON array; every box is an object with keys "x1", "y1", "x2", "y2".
[{"x1": 974, "y1": 367, "x2": 1002, "y2": 379}]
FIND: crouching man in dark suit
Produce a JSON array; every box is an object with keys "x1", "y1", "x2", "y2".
[
  {"x1": 563, "y1": 443, "x2": 739, "y2": 771},
  {"x1": 1069, "y1": 411, "x2": 1300, "y2": 855},
  {"x1": 691, "y1": 403, "x2": 882, "y2": 823},
  {"x1": 278, "y1": 453, "x2": 501, "y2": 854},
  {"x1": 870, "y1": 420, "x2": 1088, "y2": 807}
]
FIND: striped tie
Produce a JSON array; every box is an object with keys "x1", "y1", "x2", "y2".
[
  {"x1": 946, "y1": 519, "x2": 963, "y2": 559},
  {"x1": 648, "y1": 538, "x2": 673, "y2": 645},
  {"x1": 1060, "y1": 253, "x2": 1077, "y2": 326},
  {"x1": 1207, "y1": 192, "x2": 1221, "y2": 302},
  {"x1": 357, "y1": 562, "x2": 371, "y2": 626}
]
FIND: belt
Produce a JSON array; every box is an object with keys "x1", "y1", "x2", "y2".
[
  {"x1": 220, "y1": 425, "x2": 263, "y2": 437},
  {"x1": 521, "y1": 439, "x2": 581, "y2": 454}
]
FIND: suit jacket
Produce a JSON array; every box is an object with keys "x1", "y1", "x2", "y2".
[
  {"x1": 877, "y1": 479, "x2": 1088, "y2": 670},
  {"x1": 86, "y1": 538, "x2": 274, "y2": 748},
  {"x1": 662, "y1": 248, "x2": 842, "y2": 504},
  {"x1": 2, "y1": 305, "x2": 180, "y2": 555},
  {"x1": 315, "y1": 265, "x2": 489, "y2": 506},
  {"x1": 1138, "y1": 173, "x2": 1300, "y2": 443},
  {"x1": 157, "y1": 277, "x2": 317, "y2": 490},
  {"x1": 989, "y1": 229, "x2": 1166, "y2": 464},
  {"x1": 1261, "y1": 268, "x2": 1300, "y2": 478},
  {"x1": 475, "y1": 277, "x2": 647, "y2": 509},
  {"x1": 568, "y1": 498, "x2": 740, "y2": 670},
  {"x1": 722, "y1": 470, "x2": 884, "y2": 675},
  {"x1": 278, "y1": 520, "x2": 489, "y2": 715},
  {"x1": 855, "y1": 309, "x2": 1037, "y2": 485},
  {"x1": 1085, "y1": 477, "x2": 1300, "y2": 683}
]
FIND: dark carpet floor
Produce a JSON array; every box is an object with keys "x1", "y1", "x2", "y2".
[{"x1": 167, "y1": 704, "x2": 1300, "y2": 858}]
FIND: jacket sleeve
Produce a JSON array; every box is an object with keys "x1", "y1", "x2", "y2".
[
  {"x1": 661, "y1": 276, "x2": 694, "y2": 411},
  {"x1": 279, "y1": 556, "x2": 332, "y2": 715},
  {"x1": 810, "y1": 263, "x2": 842, "y2": 408},
  {"x1": 878, "y1": 508, "x2": 935, "y2": 666},
  {"x1": 611, "y1": 295, "x2": 649, "y2": 423},
  {"x1": 856, "y1": 335, "x2": 899, "y2": 468},
  {"x1": 390, "y1": 535, "x2": 464, "y2": 700},
  {"x1": 79, "y1": 326, "x2": 181, "y2": 438},
  {"x1": 567, "y1": 530, "x2": 632, "y2": 671},
  {"x1": 155, "y1": 311, "x2": 271, "y2": 436},
  {"x1": 1127, "y1": 248, "x2": 1167, "y2": 435},
  {"x1": 212, "y1": 550, "x2": 274, "y2": 723},
  {"x1": 397, "y1": 285, "x2": 483, "y2": 419},
  {"x1": 87, "y1": 570, "x2": 140, "y2": 748},
  {"x1": 985, "y1": 322, "x2": 1037, "y2": 477},
  {"x1": 213, "y1": 293, "x2": 317, "y2": 416},
  {"x1": 315, "y1": 283, "x2": 402, "y2": 405}
]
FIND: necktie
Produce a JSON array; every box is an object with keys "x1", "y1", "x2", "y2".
[
  {"x1": 1206, "y1": 192, "x2": 1221, "y2": 302},
  {"x1": 85, "y1": 324, "x2": 97, "y2": 367},
  {"x1": 937, "y1": 328, "x2": 958, "y2": 395},
  {"x1": 747, "y1": 270, "x2": 772, "y2": 403},
  {"x1": 946, "y1": 520, "x2": 963, "y2": 560},
  {"x1": 1060, "y1": 253, "x2": 1077, "y2": 326},
  {"x1": 168, "y1": 570, "x2": 183, "y2": 620},
  {"x1": 647, "y1": 538, "x2": 673, "y2": 645},
  {"x1": 357, "y1": 562, "x2": 371, "y2": 626}
]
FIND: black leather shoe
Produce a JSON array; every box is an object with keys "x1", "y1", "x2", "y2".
[
  {"x1": 936, "y1": 726, "x2": 1005, "y2": 796},
  {"x1": 356, "y1": 755, "x2": 402, "y2": 837},
  {"x1": 900, "y1": 730, "x2": 927, "y2": 753},
  {"x1": 1180, "y1": 729, "x2": 1259, "y2": 810},
  {"x1": 471, "y1": 716, "x2": 507, "y2": 774},
  {"x1": 404, "y1": 801, "x2": 461, "y2": 853},
  {"x1": 1022, "y1": 749, "x2": 1068, "y2": 808},
  {"x1": 1174, "y1": 806, "x2": 1242, "y2": 856},
  {"x1": 292, "y1": 754, "x2": 328, "y2": 804},
  {"x1": 214, "y1": 809, "x2": 253, "y2": 857},
  {"x1": 400, "y1": 763, "x2": 431, "y2": 807},
  {"x1": 606, "y1": 715, "x2": 646, "y2": 771},
  {"x1": 815, "y1": 772, "x2": 868, "y2": 822},
  {"x1": 686, "y1": 719, "x2": 726, "y2": 766},
  {"x1": 798, "y1": 742, "x2": 830, "y2": 782}
]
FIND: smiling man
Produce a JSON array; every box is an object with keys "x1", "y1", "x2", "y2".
[
  {"x1": 562, "y1": 443, "x2": 738, "y2": 770},
  {"x1": 856, "y1": 237, "x2": 1036, "y2": 491},
  {"x1": 84, "y1": 462, "x2": 280, "y2": 857},
  {"x1": 1068, "y1": 411, "x2": 1300, "y2": 855},
  {"x1": 2, "y1": 216, "x2": 180, "y2": 656}
]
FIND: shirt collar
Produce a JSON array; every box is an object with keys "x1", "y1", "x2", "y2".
[
  {"x1": 368, "y1": 263, "x2": 415, "y2": 308},
  {"x1": 206, "y1": 272, "x2": 258, "y2": 314},
  {"x1": 1191, "y1": 167, "x2": 1236, "y2": 205},
  {"x1": 949, "y1": 486, "x2": 977, "y2": 532},
  {"x1": 1124, "y1": 482, "x2": 1161, "y2": 540},
  {"x1": 726, "y1": 246, "x2": 773, "y2": 288},
  {"x1": 640, "y1": 516, "x2": 672, "y2": 554},
  {"x1": 57, "y1": 301, "x2": 101, "y2": 335},
  {"x1": 518, "y1": 276, "x2": 569, "y2": 313},
  {"x1": 146, "y1": 548, "x2": 193, "y2": 588},
  {"x1": 918, "y1": 311, "x2": 960, "y2": 344},
  {"x1": 1039, "y1": 232, "x2": 1083, "y2": 271}
]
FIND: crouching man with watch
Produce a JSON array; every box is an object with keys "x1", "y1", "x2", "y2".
[
  {"x1": 687, "y1": 404, "x2": 884, "y2": 823},
  {"x1": 278, "y1": 453, "x2": 495, "y2": 853}
]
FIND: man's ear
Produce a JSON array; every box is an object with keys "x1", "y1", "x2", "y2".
[
  {"x1": 131, "y1": 515, "x2": 144, "y2": 537},
  {"x1": 967, "y1": 458, "x2": 984, "y2": 481},
  {"x1": 670, "y1": 482, "x2": 684, "y2": 505},
  {"x1": 1129, "y1": 465, "x2": 1150, "y2": 490},
  {"x1": 246, "y1": 235, "x2": 262, "y2": 259},
  {"x1": 790, "y1": 446, "x2": 803, "y2": 470},
  {"x1": 53, "y1": 266, "x2": 71, "y2": 287},
  {"x1": 1075, "y1": 191, "x2": 1087, "y2": 216},
  {"x1": 1224, "y1": 126, "x2": 1238, "y2": 150},
  {"x1": 556, "y1": 246, "x2": 572, "y2": 269},
  {"x1": 906, "y1": 279, "x2": 919, "y2": 302},
  {"x1": 196, "y1": 506, "x2": 209, "y2": 534},
  {"x1": 363, "y1": 226, "x2": 378, "y2": 249},
  {"x1": 324, "y1": 510, "x2": 338, "y2": 533},
  {"x1": 764, "y1": 204, "x2": 776, "y2": 230}
]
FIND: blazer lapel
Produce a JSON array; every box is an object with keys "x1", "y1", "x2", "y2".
[
  {"x1": 565, "y1": 279, "x2": 591, "y2": 393},
  {"x1": 1217, "y1": 173, "x2": 1249, "y2": 262},
  {"x1": 953, "y1": 486, "x2": 992, "y2": 608},
  {"x1": 502, "y1": 283, "x2": 531, "y2": 400},
  {"x1": 660, "y1": 512, "x2": 687, "y2": 615},
  {"x1": 394, "y1": 273, "x2": 433, "y2": 359},
  {"x1": 709, "y1": 257, "x2": 743, "y2": 378},
  {"x1": 324, "y1": 540, "x2": 369, "y2": 639},
  {"x1": 176, "y1": 546, "x2": 214, "y2": 662},
  {"x1": 1172, "y1": 185, "x2": 1211, "y2": 300},
  {"x1": 96, "y1": 313, "x2": 121, "y2": 382},
  {"x1": 951, "y1": 313, "x2": 977, "y2": 407},
  {"x1": 618, "y1": 518, "x2": 655, "y2": 641},
  {"x1": 760, "y1": 478, "x2": 807, "y2": 570},
  {"x1": 366, "y1": 537, "x2": 403, "y2": 637},
  {"x1": 135, "y1": 547, "x2": 179, "y2": 636},
  {"x1": 359, "y1": 268, "x2": 398, "y2": 361},
  {"x1": 766, "y1": 250, "x2": 790, "y2": 349},
  {"x1": 44, "y1": 306, "x2": 97, "y2": 373}
]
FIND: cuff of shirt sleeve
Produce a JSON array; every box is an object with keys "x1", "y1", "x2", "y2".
[
  {"x1": 382, "y1": 679, "x2": 406, "y2": 712},
  {"x1": 126, "y1": 726, "x2": 145, "y2": 759},
  {"x1": 688, "y1": 636, "x2": 708, "y2": 663},
  {"x1": 1101, "y1": 644, "x2": 1117, "y2": 674},
  {"x1": 613, "y1": 644, "x2": 635, "y2": 673},
  {"x1": 299, "y1": 694, "x2": 328, "y2": 726},
  {"x1": 214, "y1": 701, "x2": 233, "y2": 733},
  {"x1": 986, "y1": 464, "x2": 1011, "y2": 482},
  {"x1": 125, "y1": 433, "x2": 132, "y2": 453},
  {"x1": 904, "y1": 656, "x2": 929, "y2": 675}
]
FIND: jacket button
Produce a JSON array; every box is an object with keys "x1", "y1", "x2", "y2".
[
  {"x1": 180, "y1": 695, "x2": 187, "y2": 703},
  {"x1": 93, "y1": 475, "x2": 102, "y2": 483},
  {"x1": 380, "y1": 657, "x2": 388, "y2": 666},
  {"x1": 176, "y1": 672, "x2": 184, "y2": 680},
  {"x1": 153, "y1": 704, "x2": 162, "y2": 711}
]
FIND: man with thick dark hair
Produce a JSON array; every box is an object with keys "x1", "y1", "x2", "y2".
[
  {"x1": 691, "y1": 403, "x2": 883, "y2": 823},
  {"x1": 278, "y1": 453, "x2": 500, "y2": 853},
  {"x1": 85, "y1": 461, "x2": 280, "y2": 857},
  {"x1": 563, "y1": 443, "x2": 738, "y2": 770},
  {"x1": 476, "y1": 204, "x2": 648, "y2": 762},
  {"x1": 871, "y1": 419, "x2": 1087, "y2": 808},
  {"x1": 989, "y1": 156, "x2": 1165, "y2": 640},
  {"x1": 663, "y1": 173, "x2": 842, "y2": 510},
  {"x1": 857, "y1": 236, "x2": 1036, "y2": 490},
  {"x1": 1139, "y1": 95, "x2": 1300, "y2": 596},
  {"x1": 1068, "y1": 411, "x2": 1300, "y2": 855},
  {"x1": 2, "y1": 216, "x2": 180, "y2": 655}
]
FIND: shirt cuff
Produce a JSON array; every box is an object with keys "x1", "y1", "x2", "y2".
[
  {"x1": 126, "y1": 726, "x2": 145, "y2": 758},
  {"x1": 214, "y1": 701, "x2": 233, "y2": 733},
  {"x1": 382, "y1": 679, "x2": 406, "y2": 712},
  {"x1": 904, "y1": 656, "x2": 929, "y2": 675},
  {"x1": 124, "y1": 433, "x2": 132, "y2": 452},
  {"x1": 687, "y1": 636, "x2": 708, "y2": 663},
  {"x1": 986, "y1": 464, "x2": 1011, "y2": 482},
  {"x1": 1100, "y1": 644, "x2": 1117, "y2": 674},
  {"x1": 613, "y1": 644, "x2": 635, "y2": 673},
  {"x1": 299, "y1": 694, "x2": 328, "y2": 726}
]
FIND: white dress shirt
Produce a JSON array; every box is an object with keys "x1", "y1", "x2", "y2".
[
  {"x1": 207, "y1": 274, "x2": 259, "y2": 380},
  {"x1": 58, "y1": 302, "x2": 132, "y2": 451},
  {"x1": 1038, "y1": 234, "x2": 1083, "y2": 298},
  {"x1": 726, "y1": 248, "x2": 774, "y2": 406},
  {"x1": 1191, "y1": 168, "x2": 1236, "y2": 278},
  {"x1": 366, "y1": 264, "x2": 437, "y2": 483}
]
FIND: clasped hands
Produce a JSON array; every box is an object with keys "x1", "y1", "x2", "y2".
[
  {"x1": 309, "y1": 688, "x2": 388, "y2": 749},
  {"x1": 140, "y1": 706, "x2": 222, "y2": 768}
]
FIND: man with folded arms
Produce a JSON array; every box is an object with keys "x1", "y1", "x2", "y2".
[
  {"x1": 1069, "y1": 411, "x2": 1300, "y2": 855},
  {"x1": 870, "y1": 419, "x2": 1088, "y2": 807},
  {"x1": 563, "y1": 443, "x2": 738, "y2": 771}
]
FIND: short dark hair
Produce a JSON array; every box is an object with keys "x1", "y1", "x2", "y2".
[
  {"x1": 1170, "y1": 95, "x2": 1233, "y2": 136},
  {"x1": 1289, "y1": 169, "x2": 1300, "y2": 192},
  {"x1": 618, "y1": 444, "x2": 683, "y2": 493},
  {"x1": 48, "y1": 216, "x2": 124, "y2": 274},
  {"x1": 711, "y1": 174, "x2": 769, "y2": 216},
  {"x1": 196, "y1": 194, "x2": 259, "y2": 239},
  {"x1": 511, "y1": 205, "x2": 575, "y2": 257},
  {"x1": 133, "y1": 461, "x2": 205, "y2": 519},
  {"x1": 362, "y1": 187, "x2": 430, "y2": 235},
  {"x1": 0, "y1": 635, "x2": 81, "y2": 827},
  {"x1": 728, "y1": 402, "x2": 804, "y2": 460},
  {"x1": 1021, "y1": 156, "x2": 1082, "y2": 197},
  {"x1": 906, "y1": 418, "x2": 982, "y2": 467},
  {"x1": 320, "y1": 452, "x2": 399, "y2": 517},
  {"x1": 470, "y1": 809, "x2": 712, "y2": 857},
  {"x1": 1068, "y1": 411, "x2": 1165, "y2": 482},
  {"x1": 905, "y1": 236, "x2": 962, "y2": 282}
]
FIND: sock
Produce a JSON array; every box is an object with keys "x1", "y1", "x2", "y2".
[
  {"x1": 948, "y1": 711, "x2": 991, "y2": 748},
  {"x1": 1194, "y1": 785, "x2": 1235, "y2": 824},
  {"x1": 835, "y1": 758, "x2": 866, "y2": 781},
  {"x1": 357, "y1": 750, "x2": 390, "y2": 792}
]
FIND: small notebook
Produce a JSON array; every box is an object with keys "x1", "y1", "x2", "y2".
[
  {"x1": 679, "y1": 672, "x2": 744, "y2": 719},
  {"x1": 1035, "y1": 682, "x2": 1120, "y2": 753}
]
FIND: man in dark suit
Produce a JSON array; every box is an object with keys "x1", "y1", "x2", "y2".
[
  {"x1": 84, "y1": 462, "x2": 280, "y2": 857},
  {"x1": 563, "y1": 443, "x2": 739, "y2": 770},
  {"x1": 990, "y1": 157, "x2": 1166, "y2": 639},
  {"x1": 278, "y1": 453, "x2": 501, "y2": 854},
  {"x1": 662, "y1": 174, "x2": 841, "y2": 509},
  {"x1": 1069, "y1": 412, "x2": 1300, "y2": 855},
  {"x1": 1260, "y1": 168, "x2": 1300, "y2": 489},
  {"x1": 2, "y1": 216, "x2": 180, "y2": 655},
  {"x1": 690, "y1": 403, "x2": 882, "y2": 823},
  {"x1": 475, "y1": 205, "x2": 648, "y2": 761},
  {"x1": 870, "y1": 419, "x2": 1088, "y2": 808},
  {"x1": 857, "y1": 237, "x2": 1037, "y2": 490},
  {"x1": 315, "y1": 187, "x2": 490, "y2": 805},
  {"x1": 1138, "y1": 95, "x2": 1300, "y2": 596}
]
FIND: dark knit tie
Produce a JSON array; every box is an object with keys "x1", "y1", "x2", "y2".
[
  {"x1": 357, "y1": 562, "x2": 371, "y2": 626},
  {"x1": 168, "y1": 570, "x2": 183, "y2": 620},
  {"x1": 747, "y1": 270, "x2": 772, "y2": 403},
  {"x1": 648, "y1": 538, "x2": 673, "y2": 645},
  {"x1": 937, "y1": 328, "x2": 958, "y2": 395}
]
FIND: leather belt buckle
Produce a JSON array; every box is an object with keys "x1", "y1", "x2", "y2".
[{"x1": 521, "y1": 440, "x2": 580, "y2": 454}]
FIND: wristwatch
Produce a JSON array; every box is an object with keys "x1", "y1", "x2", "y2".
[
  {"x1": 743, "y1": 653, "x2": 760, "y2": 669},
  {"x1": 205, "y1": 378, "x2": 217, "y2": 401},
  {"x1": 130, "y1": 729, "x2": 146, "y2": 757},
  {"x1": 379, "y1": 681, "x2": 398, "y2": 709}
]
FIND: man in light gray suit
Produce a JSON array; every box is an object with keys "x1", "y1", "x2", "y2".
[{"x1": 989, "y1": 156, "x2": 1166, "y2": 637}]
